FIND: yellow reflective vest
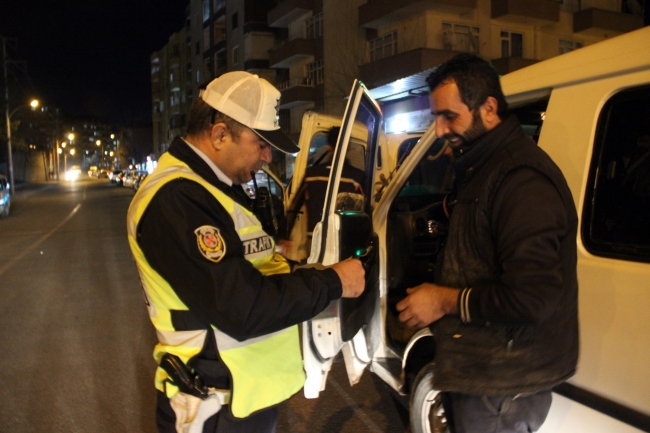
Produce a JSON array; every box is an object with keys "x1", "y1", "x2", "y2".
[{"x1": 127, "y1": 152, "x2": 305, "y2": 418}]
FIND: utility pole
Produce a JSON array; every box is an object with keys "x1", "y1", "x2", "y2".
[{"x1": 2, "y1": 37, "x2": 16, "y2": 196}]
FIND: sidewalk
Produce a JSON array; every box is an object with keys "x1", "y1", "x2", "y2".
[{"x1": 13, "y1": 181, "x2": 57, "y2": 199}]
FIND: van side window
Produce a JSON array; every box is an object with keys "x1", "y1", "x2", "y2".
[
  {"x1": 583, "y1": 85, "x2": 650, "y2": 262},
  {"x1": 510, "y1": 98, "x2": 548, "y2": 144}
]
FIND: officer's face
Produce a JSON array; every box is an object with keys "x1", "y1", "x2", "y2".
[
  {"x1": 221, "y1": 126, "x2": 272, "y2": 185},
  {"x1": 430, "y1": 80, "x2": 487, "y2": 149}
]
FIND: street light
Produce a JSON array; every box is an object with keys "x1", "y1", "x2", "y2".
[
  {"x1": 96, "y1": 139, "x2": 104, "y2": 168},
  {"x1": 4, "y1": 99, "x2": 39, "y2": 195},
  {"x1": 61, "y1": 141, "x2": 67, "y2": 173}
]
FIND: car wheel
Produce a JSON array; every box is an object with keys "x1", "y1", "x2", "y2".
[
  {"x1": 1, "y1": 198, "x2": 10, "y2": 218},
  {"x1": 410, "y1": 363, "x2": 449, "y2": 433}
]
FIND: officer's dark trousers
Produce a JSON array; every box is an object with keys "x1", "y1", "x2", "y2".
[
  {"x1": 442, "y1": 390, "x2": 552, "y2": 433},
  {"x1": 156, "y1": 391, "x2": 278, "y2": 433}
]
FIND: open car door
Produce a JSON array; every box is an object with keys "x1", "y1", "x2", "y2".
[{"x1": 303, "y1": 80, "x2": 383, "y2": 398}]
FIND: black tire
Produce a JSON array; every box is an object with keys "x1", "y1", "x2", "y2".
[{"x1": 409, "y1": 363, "x2": 449, "y2": 433}]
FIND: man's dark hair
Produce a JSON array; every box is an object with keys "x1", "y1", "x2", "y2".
[
  {"x1": 327, "y1": 126, "x2": 341, "y2": 149},
  {"x1": 186, "y1": 98, "x2": 243, "y2": 138},
  {"x1": 426, "y1": 53, "x2": 508, "y2": 118}
]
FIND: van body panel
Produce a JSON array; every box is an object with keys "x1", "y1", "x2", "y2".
[
  {"x1": 502, "y1": 26, "x2": 650, "y2": 432},
  {"x1": 501, "y1": 27, "x2": 650, "y2": 97}
]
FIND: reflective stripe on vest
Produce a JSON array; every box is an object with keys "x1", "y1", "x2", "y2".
[{"x1": 127, "y1": 153, "x2": 304, "y2": 418}]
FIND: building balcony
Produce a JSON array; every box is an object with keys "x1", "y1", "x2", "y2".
[
  {"x1": 268, "y1": 0, "x2": 314, "y2": 28},
  {"x1": 490, "y1": 56, "x2": 538, "y2": 76},
  {"x1": 359, "y1": 48, "x2": 459, "y2": 90},
  {"x1": 244, "y1": 59, "x2": 271, "y2": 72},
  {"x1": 277, "y1": 78, "x2": 322, "y2": 109},
  {"x1": 359, "y1": 0, "x2": 476, "y2": 29},
  {"x1": 269, "y1": 37, "x2": 321, "y2": 68},
  {"x1": 491, "y1": 0, "x2": 560, "y2": 25},
  {"x1": 573, "y1": 8, "x2": 643, "y2": 37}
]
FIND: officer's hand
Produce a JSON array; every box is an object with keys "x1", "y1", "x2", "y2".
[
  {"x1": 330, "y1": 258, "x2": 365, "y2": 298},
  {"x1": 396, "y1": 283, "x2": 460, "y2": 328}
]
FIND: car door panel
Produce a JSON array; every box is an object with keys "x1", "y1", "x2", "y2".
[{"x1": 303, "y1": 80, "x2": 383, "y2": 397}]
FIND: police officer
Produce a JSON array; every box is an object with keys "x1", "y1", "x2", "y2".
[{"x1": 127, "y1": 71, "x2": 365, "y2": 433}]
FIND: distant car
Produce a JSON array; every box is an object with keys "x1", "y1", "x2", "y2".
[
  {"x1": 117, "y1": 170, "x2": 133, "y2": 187},
  {"x1": 65, "y1": 165, "x2": 81, "y2": 181},
  {"x1": 0, "y1": 174, "x2": 10, "y2": 218},
  {"x1": 109, "y1": 170, "x2": 123, "y2": 184},
  {"x1": 97, "y1": 169, "x2": 109, "y2": 179},
  {"x1": 132, "y1": 172, "x2": 148, "y2": 192},
  {"x1": 123, "y1": 170, "x2": 145, "y2": 189}
]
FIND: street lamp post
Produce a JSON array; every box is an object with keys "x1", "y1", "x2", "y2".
[
  {"x1": 96, "y1": 139, "x2": 104, "y2": 168},
  {"x1": 4, "y1": 99, "x2": 39, "y2": 196},
  {"x1": 61, "y1": 141, "x2": 67, "y2": 173},
  {"x1": 66, "y1": 133, "x2": 74, "y2": 173}
]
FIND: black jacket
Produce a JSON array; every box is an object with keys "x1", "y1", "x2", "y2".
[
  {"x1": 432, "y1": 115, "x2": 579, "y2": 395},
  {"x1": 136, "y1": 137, "x2": 342, "y2": 385}
]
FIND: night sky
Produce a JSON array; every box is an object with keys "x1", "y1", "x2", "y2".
[{"x1": 1, "y1": 0, "x2": 188, "y2": 126}]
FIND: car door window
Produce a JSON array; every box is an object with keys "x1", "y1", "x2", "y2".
[{"x1": 583, "y1": 85, "x2": 650, "y2": 262}]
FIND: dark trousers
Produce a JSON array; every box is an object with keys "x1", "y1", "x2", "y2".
[
  {"x1": 156, "y1": 391, "x2": 278, "y2": 433},
  {"x1": 443, "y1": 390, "x2": 552, "y2": 433}
]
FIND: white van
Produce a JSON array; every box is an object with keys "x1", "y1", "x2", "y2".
[{"x1": 265, "y1": 25, "x2": 650, "y2": 433}]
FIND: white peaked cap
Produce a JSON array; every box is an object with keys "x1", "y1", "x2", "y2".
[{"x1": 200, "y1": 71, "x2": 299, "y2": 153}]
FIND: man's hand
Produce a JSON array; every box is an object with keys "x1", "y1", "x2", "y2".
[
  {"x1": 330, "y1": 258, "x2": 365, "y2": 298},
  {"x1": 396, "y1": 283, "x2": 460, "y2": 328}
]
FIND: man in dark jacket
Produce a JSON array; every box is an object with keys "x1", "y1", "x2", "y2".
[{"x1": 396, "y1": 53, "x2": 579, "y2": 433}]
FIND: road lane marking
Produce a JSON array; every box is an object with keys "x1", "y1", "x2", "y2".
[
  {"x1": 0, "y1": 204, "x2": 82, "y2": 277},
  {"x1": 330, "y1": 374, "x2": 384, "y2": 433}
]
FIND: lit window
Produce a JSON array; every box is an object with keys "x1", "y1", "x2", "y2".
[
  {"x1": 307, "y1": 59, "x2": 324, "y2": 85},
  {"x1": 306, "y1": 13, "x2": 323, "y2": 39},
  {"x1": 501, "y1": 31, "x2": 523, "y2": 58},
  {"x1": 369, "y1": 31, "x2": 397, "y2": 62},
  {"x1": 203, "y1": 0, "x2": 210, "y2": 22},
  {"x1": 442, "y1": 22, "x2": 479, "y2": 54}
]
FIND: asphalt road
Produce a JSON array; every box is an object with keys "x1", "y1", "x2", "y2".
[{"x1": 0, "y1": 179, "x2": 410, "y2": 433}]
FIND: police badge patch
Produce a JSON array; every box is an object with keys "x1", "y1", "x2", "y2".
[{"x1": 195, "y1": 225, "x2": 226, "y2": 263}]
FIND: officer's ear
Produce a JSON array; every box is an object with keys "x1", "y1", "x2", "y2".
[
  {"x1": 479, "y1": 96, "x2": 501, "y2": 131},
  {"x1": 211, "y1": 122, "x2": 229, "y2": 149}
]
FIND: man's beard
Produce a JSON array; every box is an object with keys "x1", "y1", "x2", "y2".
[{"x1": 447, "y1": 110, "x2": 487, "y2": 149}]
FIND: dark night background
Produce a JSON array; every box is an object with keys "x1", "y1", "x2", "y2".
[{"x1": 0, "y1": 0, "x2": 188, "y2": 125}]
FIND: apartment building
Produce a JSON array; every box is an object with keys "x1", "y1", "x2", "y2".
[
  {"x1": 151, "y1": 19, "x2": 192, "y2": 156},
  {"x1": 266, "y1": 0, "x2": 643, "y2": 137},
  {"x1": 152, "y1": 0, "x2": 643, "y2": 158},
  {"x1": 62, "y1": 118, "x2": 117, "y2": 169},
  {"x1": 188, "y1": 0, "x2": 278, "y2": 88},
  {"x1": 358, "y1": 0, "x2": 643, "y2": 133}
]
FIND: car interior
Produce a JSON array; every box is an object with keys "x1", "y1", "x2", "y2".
[{"x1": 384, "y1": 138, "x2": 454, "y2": 354}]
